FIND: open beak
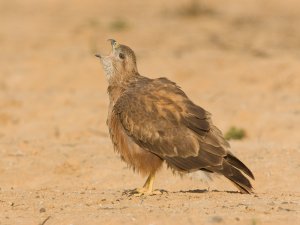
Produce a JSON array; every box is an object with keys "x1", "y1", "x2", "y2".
[
  {"x1": 107, "y1": 39, "x2": 117, "y2": 47},
  {"x1": 95, "y1": 39, "x2": 117, "y2": 59}
]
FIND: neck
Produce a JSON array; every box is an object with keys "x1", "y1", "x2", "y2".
[
  {"x1": 108, "y1": 70, "x2": 139, "y2": 85},
  {"x1": 107, "y1": 72, "x2": 140, "y2": 103}
]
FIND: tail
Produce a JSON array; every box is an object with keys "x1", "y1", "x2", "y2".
[
  {"x1": 218, "y1": 154, "x2": 255, "y2": 194},
  {"x1": 225, "y1": 153, "x2": 255, "y2": 179}
]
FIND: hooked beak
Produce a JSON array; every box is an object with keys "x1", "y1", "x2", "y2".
[
  {"x1": 107, "y1": 39, "x2": 117, "y2": 47},
  {"x1": 95, "y1": 53, "x2": 101, "y2": 58}
]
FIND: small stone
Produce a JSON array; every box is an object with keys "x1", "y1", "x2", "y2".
[
  {"x1": 39, "y1": 208, "x2": 46, "y2": 213},
  {"x1": 278, "y1": 206, "x2": 292, "y2": 212},
  {"x1": 209, "y1": 216, "x2": 223, "y2": 223}
]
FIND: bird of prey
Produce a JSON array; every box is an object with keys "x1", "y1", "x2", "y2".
[{"x1": 95, "y1": 39, "x2": 254, "y2": 195}]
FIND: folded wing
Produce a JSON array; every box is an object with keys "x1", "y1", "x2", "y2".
[{"x1": 113, "y1": 77, "x2": 254, "y2": 193}]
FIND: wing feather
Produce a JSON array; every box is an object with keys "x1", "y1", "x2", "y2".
[
  {"x1": 113, "y1": 77, "x2": 210, "y2": 158},
  {"x1": 112, "y1": 76, "x2": 254, "y2": 193}
]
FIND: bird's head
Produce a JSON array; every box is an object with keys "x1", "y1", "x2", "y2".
[{"x1": 95, "y1": 39, "x2": 138, "y2": 82}]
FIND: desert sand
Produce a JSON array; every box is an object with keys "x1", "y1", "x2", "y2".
[{"x1": 0, "y1": 0, "x2": 299, "y2": 224}]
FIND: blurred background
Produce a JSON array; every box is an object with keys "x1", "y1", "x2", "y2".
[{"x1": 0, "y1": 0, "x2": 299, "y2": 223}]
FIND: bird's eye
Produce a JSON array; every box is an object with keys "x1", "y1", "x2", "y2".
[{"x1": 119, "y1": 53, "x2": 125, "y2": 59}]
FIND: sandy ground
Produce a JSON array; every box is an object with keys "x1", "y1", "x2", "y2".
[{"x1": 0, "y1": 0, "x2": 299, "y2": 224}]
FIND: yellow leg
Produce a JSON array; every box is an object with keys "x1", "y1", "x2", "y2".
[
  {"x1": 141, "y1": 173, "x2": 155, "y2": 192},
  {"x1": 132, "y1": 172, "x2": 161, "y2": 196},
  {"x1": 122, "y1": 172, "x2": 165, "y2": 197}
]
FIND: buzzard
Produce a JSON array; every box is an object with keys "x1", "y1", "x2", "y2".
[{"x1": 95, "y1": 39, "x2": 254, "y2": 195}]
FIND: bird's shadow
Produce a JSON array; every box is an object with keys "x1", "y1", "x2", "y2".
[
  {"x1": 176, "y1": 189, "x2": 208, "y2": 194},
  {"x1": 122, "y1": 188, "x2": 241, "y2": 197},
  {"x1": 173, "y1": 189, "x2": 241, "y2": 194},
  {"x1": 211, "y1": 189, "x2": 241, "y2": 194}
]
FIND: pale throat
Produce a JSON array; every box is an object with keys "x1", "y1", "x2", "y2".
[{"x1": 101, "y1": 56, "x2": 115, "y2": 80}]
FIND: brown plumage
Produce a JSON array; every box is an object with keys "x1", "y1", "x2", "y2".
[{"x1": 95, "y1": 39, "x2": 254, "y2": 195}]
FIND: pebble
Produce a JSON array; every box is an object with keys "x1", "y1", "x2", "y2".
[
  {"x1": 39, "y1": 208, "x2": 46, "y2": 213},
  {"x1": 209, "y1": 216, "x2": 223, "y2": 223}
]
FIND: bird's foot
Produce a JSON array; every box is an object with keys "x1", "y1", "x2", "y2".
[
  {"x1": 132, "y1": 187, "x2": 151, "y2": 197},
  {"x1": 123, "y1": 188, "x2": 164, "y2": 197},
  {"x1": 134, "y1": 187, "x2": 163, "y2": 196}
]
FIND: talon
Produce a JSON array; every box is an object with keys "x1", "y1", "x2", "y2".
[
  {"x1": 151, "y1": 189, "x2": 164, "y2": 195},
  {"x1": 123, "y1": 173, "x2": 164, "y2": 197}
]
